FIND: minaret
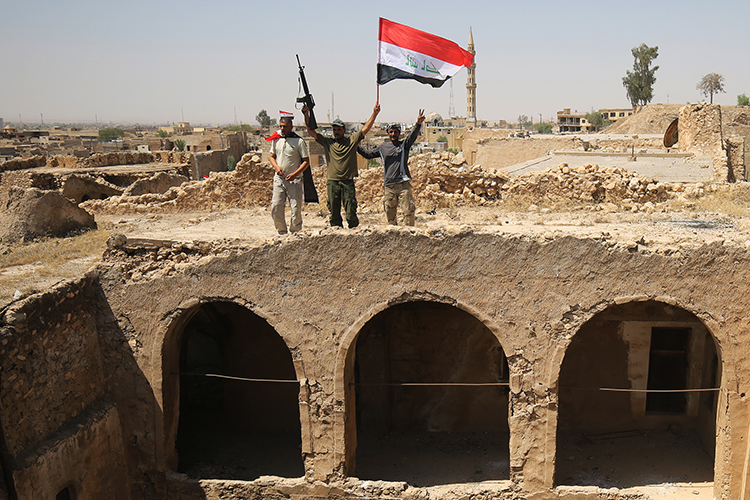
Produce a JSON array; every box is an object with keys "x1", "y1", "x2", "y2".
[{"x1": 466, "y1": 28, "x2": 476, "y2": 127}]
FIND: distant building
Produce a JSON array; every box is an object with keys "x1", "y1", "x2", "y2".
[
  {"x1": 424, "y1": 125, "x2": 464, "y2": 150},
  {"x1": 557, "y1": 109, "x2": 590, "y2": 133},
  {"x1": 421, "y1": 112, "x2": 465, "y2": 150},
  {"x1": 159, "y1": 122, "x2": 194, "y2": 135},
  {"x1": 599, "y1": 108, "x2": 634, "y2": 122},
  {"x1": 0, "y1": 118, "x2": 4, "y2": 129},
  {"x1": 557, "y1": 107, "x2": 635, "y2": 133}
]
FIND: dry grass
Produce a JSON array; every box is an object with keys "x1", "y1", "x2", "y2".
[
  {"x1": 0, "y1": 229, "x2": 111, "y2": 270},
  {"x1": 0, "y1": 228, "x2": 112, "y2": 304},
  {"x1": 689, "y1": 185, "x2": 750, "y2": 217}
]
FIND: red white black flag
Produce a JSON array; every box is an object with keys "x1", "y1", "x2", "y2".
[{"x1": 377, "y1": 18, "x2": 474, "y2": 88}]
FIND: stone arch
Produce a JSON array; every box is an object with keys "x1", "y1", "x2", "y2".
[
  {"x1": 336, "y1": 293, "x2": 511, "y2": 485},
  {"x1": 161, "y1": 298, "x2": 306, "y2": 480},
  {"x1": 552, "y1": 297, "x2": 725, "y2": 492}
]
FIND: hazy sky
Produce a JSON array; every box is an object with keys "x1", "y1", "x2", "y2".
[{"x1": 2, "y1": 0, "x2": 748, "y2": 126}]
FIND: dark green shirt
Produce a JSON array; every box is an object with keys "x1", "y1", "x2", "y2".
[{"x1": 316, "y1": 130, "x2": 364, "y2": 181}]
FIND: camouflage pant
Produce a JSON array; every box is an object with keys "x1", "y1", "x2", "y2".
[{"x1": 383, "y1": 181, "x2": 415, "y2": 226}]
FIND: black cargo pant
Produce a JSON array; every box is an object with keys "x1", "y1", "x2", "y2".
[{"x1": 327, "y1": 179, "x2": 359, "y2": 228}]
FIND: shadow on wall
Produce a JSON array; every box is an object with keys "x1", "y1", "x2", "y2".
[
  {"x1": 165, "y1": 302, "x2": 303, "y2": 482},
  {"x1": 351, "y1": 301, "x2": 510, "y2": 486}
]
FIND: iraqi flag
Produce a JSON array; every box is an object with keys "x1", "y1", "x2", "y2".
[{"x1": 377, "y1": 18, "x2": 474, "y2": 88}]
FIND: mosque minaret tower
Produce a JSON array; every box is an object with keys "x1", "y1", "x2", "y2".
[{"x1": 466, "y1": 28, "x2": 477, "y2": 126}]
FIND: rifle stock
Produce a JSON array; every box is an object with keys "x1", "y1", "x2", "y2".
[{"x1": 296, "y1": 55, "x2": 317, "y2": 130}]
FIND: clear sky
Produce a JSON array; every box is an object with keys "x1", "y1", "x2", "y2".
[{"x1": 2, "y1": 0, "x2": 748, "y2": 127}]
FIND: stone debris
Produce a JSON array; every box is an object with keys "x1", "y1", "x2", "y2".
[{"x1": 81, "y1": 151, "x2": 711, "y2": 215}]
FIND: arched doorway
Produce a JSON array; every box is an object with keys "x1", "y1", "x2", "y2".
[
  {"x1": 351, "y1": 301, "x2": 510, "y2": 486},
  {"x1": 174, "y1": 302, "x2": 303, "y2": 479},
  {"x1": 556, "y1": 300, "x2": 720, "y2": 489}
]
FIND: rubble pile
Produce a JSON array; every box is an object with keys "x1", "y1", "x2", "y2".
[
  {"x1": 502, "y1": 163, "x2": 685, "y2": 205},
  {"x1": 355, "y1": 151, "x2": 510, "y2": 209},
  {"x1": 103, "y1": 234, "x2": 239, "y2": 282},
  {"x1": 45, "y1": 155, "x2": 80, "y2": 168},
  {"x1": 82, "y1": 154, "x2": 272, "y2": 214},
  {"x1": 83, "y1": 151, "x2": 709, "y2": 215},
  {"x1": 358, "y1": 152, "x2": 697, "y2": 209}
]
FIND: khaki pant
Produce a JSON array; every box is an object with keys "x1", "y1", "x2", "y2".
[
  {"x1": 383, "y1": 181, "x2": 415, "y2": 226},
  {"x1": 271, "y1": 175, "x2": 303, "y2": 234}
]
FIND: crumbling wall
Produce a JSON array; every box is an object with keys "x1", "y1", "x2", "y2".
[
  {"x1": 0, "y1": 155, "x2": 47, "y2": 173},
  {"x1": 81, "y1": 152, "x2": 714, "y2": 217},
  {"x1": 0, "y1": 276, "x2": 131, "y2": 499},
  {"x1": 194, "y1": 149, "x2": 234, "y2": 179},
  {"x1": 79, "y1": 152, "x2": 157, "y2": 168},
  {"x1": 12, "y1": 402, "x2": 131, "y2": 500},
  {"x1": 0, "y1": 187, "x2": 96, "y2": 244},
  {"x1": 678, "y1": 103, "x2": 731, "y2": 182},
  {"x1": 725, "y1": 135, "x2": 746, "y2": 182}
]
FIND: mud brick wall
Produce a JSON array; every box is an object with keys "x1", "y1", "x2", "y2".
[{"x1": 0, "y1": 276, "x2": 106, "y2": 458}]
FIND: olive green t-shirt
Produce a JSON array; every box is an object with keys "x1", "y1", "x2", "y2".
[{"x1": 316, "y1": 130, "x2": 364, "y2": 181}]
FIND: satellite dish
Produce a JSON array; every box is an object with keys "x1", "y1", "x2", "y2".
[{"x1": 663, "y1": 118, "x2": 678, "y2": 148}]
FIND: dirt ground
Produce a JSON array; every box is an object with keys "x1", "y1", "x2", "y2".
[
  {"x1": 557, "y1": 429, "x2": 713, "y2": 499},
  {"x1": 4, "y1": 202, "x2": 748, "y2": 309}
]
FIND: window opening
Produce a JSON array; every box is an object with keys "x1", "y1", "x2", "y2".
[{"x1": 646, "y1": 327, "x2": 690, "y2": 414}]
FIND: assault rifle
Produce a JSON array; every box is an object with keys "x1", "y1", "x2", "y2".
[{"x1": 296, "y1": 54, "x2": 317, "y2": 130}]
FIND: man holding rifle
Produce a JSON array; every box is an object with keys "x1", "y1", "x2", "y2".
[{"x1": 302, "y1": 103, "x2": 380, "y2": 229}]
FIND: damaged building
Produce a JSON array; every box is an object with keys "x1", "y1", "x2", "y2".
[
  {"x1": 1, "y1": 103, "x2": 750, "y2": 500},
  {"x1": 0, "y1": 226, "x2": 746, "y2": 500}
]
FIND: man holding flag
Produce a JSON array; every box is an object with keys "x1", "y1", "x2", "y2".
[{"x1": 357, "y1": 109, "x2": 425, "y2": 226}]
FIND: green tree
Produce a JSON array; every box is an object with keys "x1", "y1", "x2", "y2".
[
  {"x1": 517, "y1": 115, "x2": 532, "y2": 130},
  {"x1": 174, "y1": 139, "x2": 186, "y2": 152},
  {"x1": 533, "y1": 122, "x2": 553, "y2": 134},
  {"x1": 696, "y1": 73, "x2": 725, "y2": 104},
  {"x1": 437, "y1": 135, "x2": 448, "y2": 143},
  {"x1": 157, "y1": 129, "x2": 169, "y2": 138},
  {"x1": 585, "y1": 111, "x2": 610, "y2": 132},
  {"x1": 255, "y1": 109, "x2": 276, "y2": 129},
  {"x1": 227, "y1": 155, "x2": 236, "y2": 171},
  {"x1": 98, "y1": 127, "x2": 125, "y2": 142},
  {"x1": 739, "y1": 94, "x2": 750, "y2": 106},
  {"x1": 622, "y1": 43, "x2": 659, "y2": 108}
]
